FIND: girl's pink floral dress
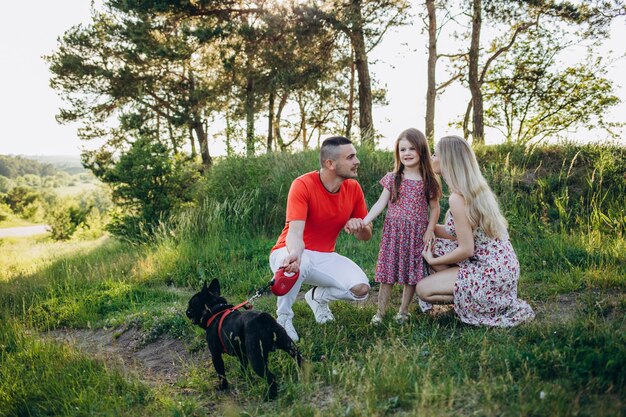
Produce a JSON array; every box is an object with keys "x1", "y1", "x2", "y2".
[
  {"x1": 375, "y1": 172, "x2": 429, "y2": 286},
  {"x1": 432, "y1": 212, "x2": 535, "y2": 327}
]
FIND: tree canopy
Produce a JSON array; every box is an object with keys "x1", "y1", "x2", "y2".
[
  {"x1": 0, "y1": 155, "x2": 58, "y2": 178},
  {"x1": 45, "y1": 0, "x2": 625, "y2": 238}
]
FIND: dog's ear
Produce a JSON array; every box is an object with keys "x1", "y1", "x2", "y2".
[
  {"x1": 201, "y1": 281, "x2": 209, "y2": 293},
  {"x1": 208, "y1": 278, "x2": 220, "y2": 295}
]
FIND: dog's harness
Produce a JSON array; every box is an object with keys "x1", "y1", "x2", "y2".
[
  {"x1": 204, "y1": 301, "x2": 252, "y2": 353},
  {"x1": 201, "y1": 270, "x2": 300, "y2": 353}
]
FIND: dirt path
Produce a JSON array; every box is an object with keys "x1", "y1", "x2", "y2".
[
  {"x1": 47, "y1": 327, "x2": 209, "y2": 386},
  {"x1": 0, "y1": 224, "x2": 49, "y2": 238},
  {"x1": 44, "y1": 291, "x2": 623, "y2": 389}
]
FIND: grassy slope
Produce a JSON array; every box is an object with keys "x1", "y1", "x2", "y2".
[{"x1": 1, "y1": 143, "x2": 624, "y2": 416}]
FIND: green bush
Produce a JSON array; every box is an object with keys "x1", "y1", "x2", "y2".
[
  {"x1": 46, "y1": 203, "x2": 91, "y2": 240},
  {"x1": 196, "y1": 142, "x2": 625, "y2": 238},
  {"x1": 0, "y1": 175, "x2": 12, "y2": 193},
  {"x1": 0, "y1": 201, "x2": 12, "y2": 222},
  {"x1": 103, "y1": 138, "x2": 202, "y2": 239}
]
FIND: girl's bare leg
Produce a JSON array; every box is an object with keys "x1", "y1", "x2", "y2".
[
  {"x1": 399, "y1": 284, "x2": 415, "y2": 314},
  {"x1": 377, "y1": 283, "x2": 393, "y2": 316},
  {"x1": 415, "y1": 267, "x2": 458, "y2": 304}
]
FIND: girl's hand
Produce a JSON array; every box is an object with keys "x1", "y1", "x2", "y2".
[
  {"x1": 422, "y1": 240, "x2": 436, "y2": 265},
  {"x1": 344, "y1": 218, "x2": 365, "y2": 234},
  {"x1": 424, "y1": 229, "x2": 435, "y2": 246}
]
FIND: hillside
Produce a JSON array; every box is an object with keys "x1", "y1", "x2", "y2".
[
  {"x1": 1, "y1": 143, "x2": 624, "y2": 416},
  {"x1": 1, "y1": 154, "x2": 86, "y2": 175}
]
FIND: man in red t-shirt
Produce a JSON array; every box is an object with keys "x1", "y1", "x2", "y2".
[{"x1": 269, "y1": 136, "x2": 373, "y2": 341}]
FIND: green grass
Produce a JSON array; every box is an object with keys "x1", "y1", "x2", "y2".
[
  {"x1": 0, "y1": 216, "x2": 36, "y2": 228},
  {"x1": 0, "y1": 320, "x2": 158, "y2": 417},
  {"x1": 0, "y1": 143, "x2": 624, "y2": 416},
  {"x1": 51, "y1": 181, "x2": 100, "y2": 197}
]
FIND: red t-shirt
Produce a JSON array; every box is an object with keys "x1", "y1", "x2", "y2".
[{"x1": 271, "y1": 171, "x2": 368, "y2": 253}]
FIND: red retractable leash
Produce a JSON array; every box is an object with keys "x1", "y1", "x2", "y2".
[
  {"x1": 269, "y1": 267, "x2": 300, "y2": 296},
  {"x1": 242, "y1": 267, "x2": 301, "y2": 303}
]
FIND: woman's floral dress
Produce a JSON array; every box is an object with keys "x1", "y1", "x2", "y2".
[
  {"x1": 375, "y1": 173, "x2": 429, "y2": 286},
  {"x1": 432, "y1": 212, "x2": 535, "y2": 327}
]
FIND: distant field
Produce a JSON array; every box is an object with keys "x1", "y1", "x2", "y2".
[
  {"x1": 51, "y1": 181, "x2": 101, "y2": 197},
  {"x1": 22, "y1": 154, "x2": 86, "y2": 174},
  {"x1": 0, "y1": 177, "x2": 104, "y2": 229}
]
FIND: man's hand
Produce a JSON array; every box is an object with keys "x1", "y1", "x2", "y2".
[
  {"x1": 280, "y1": 252, "x2": 301, "y2": 274},
  {"x1": 284, "y1": 220, "x2": 305, "y2": 273},
  {"x1": 343, "y1": 218, "x2": 366, "y2": 234},
  {"x1": 344, "y1": 218, "x2": 372, "y2": 241}
]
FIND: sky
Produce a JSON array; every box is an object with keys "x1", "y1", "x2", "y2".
[{"x1": 0, "y1": 1, "x2": 624, "y2": 157}]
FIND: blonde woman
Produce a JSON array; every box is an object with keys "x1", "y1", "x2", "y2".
[{"x1": 417, "y1": 136, "x2": 534, "y2": 327}]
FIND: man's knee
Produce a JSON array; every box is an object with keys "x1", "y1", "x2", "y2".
[{"x1": 350, "y1": 283, "x2": 370, "y2": 298}]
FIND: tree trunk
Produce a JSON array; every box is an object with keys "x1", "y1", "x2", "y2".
[
  {"x1": 267, "y1": 89, "x2": 275, "y2": 153},
  {"x1": 346, "y1": 55, "x2": 355, "y2": 139},
  {"x1": 166, "y1": 115, "x2": 177, "y2": 154},
  {"x1": 192, "y1": 120, "x2": 212, "y2": 171},
  {"x1": 225, "y1": 111, "x2": 233, "y2": 156},
  {"x1": 425, "y1": 0, "x2": 437, "y2": 147},
  {"x1": 188, "y1": 126, "x2": 196, "y2": 158},
  {"x1": 463, "y1": 99, "x2": 472, "y2": 139},
  {"x1": 245, "y1": 72, "x2": 255, "y2": 156},
  {"x1": 350, "y1": 0, "x2": 374, "y2": 146},
  {"x1": 188, "y1": 71, "x2": 212, "y2": 170},
  {"x1": 468, "y1": 0, "x2": 484, "y2": 144},
  {"x1": 275, "y1": 92, "x2": 288, "y2": 152},
  {"x1": 297, "y1": 93, "x2": 307, "y2": 150}
]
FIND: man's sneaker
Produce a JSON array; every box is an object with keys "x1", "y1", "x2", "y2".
[
  {"x1": 305, "y1": 288, "x2": 335, "y2": 324},
  {"x1": 370, "y1": 313, "x2": 383, "y2": 326},
  {"x1": 277, "y1": 315, "x2": 299, "y2": 342}
]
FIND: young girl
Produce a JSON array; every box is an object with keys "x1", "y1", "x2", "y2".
[
  {"x1": 364, "y1": 128, "x2": 441, "y2": 325},
  {"x1": 417, "y1": 135, "x2": 534, "y2": 327}
]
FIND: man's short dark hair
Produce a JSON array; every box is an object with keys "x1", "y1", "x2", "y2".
[{"x1": 320, "y1": 136, "x2": 353, "y2": 167}]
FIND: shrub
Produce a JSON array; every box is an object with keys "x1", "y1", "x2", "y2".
[
  {"x1": 47, "y1": 203, "x2": 91, "y2": 240},
  {"x1": 101, "y1": 138, "x2": 202, "y2": 239},
  {"x1": 0, "y1": 201, "x2": 12, "y2": 222}
]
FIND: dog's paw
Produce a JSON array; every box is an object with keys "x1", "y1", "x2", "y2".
[{"x1": 217, "y1": 379, "x2": 229, "y2": 392}]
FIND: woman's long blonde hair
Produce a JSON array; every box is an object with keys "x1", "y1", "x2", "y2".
[{"x1": 437, "y1": 135, "x2": 508, "y2": 239}]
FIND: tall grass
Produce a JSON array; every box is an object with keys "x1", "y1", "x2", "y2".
[
  {"x1": 0, "y1": 142, "x2": 624, "y2": 416},
  {"x1": 475, "y1": 142, "x2": 626, "y2": 236},
  {"x1": 0, "y1": 319, "x2": 158, "y2": 417}
]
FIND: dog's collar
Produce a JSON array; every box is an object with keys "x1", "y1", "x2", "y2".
[
  {"x1": 203, "y1": 303, "x2": 235, "y2": 330},
  {"x1": 208, "y1": 303, "x2": 233, "y2": 316}
]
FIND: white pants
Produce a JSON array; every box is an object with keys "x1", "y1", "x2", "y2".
[{"x1": 269, "y1": 247, "x2": 370, "y2": 319}]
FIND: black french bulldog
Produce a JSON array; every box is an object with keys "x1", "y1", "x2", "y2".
[{"x1": 186, "y1": 278, "x2": 302, "y2": 399}]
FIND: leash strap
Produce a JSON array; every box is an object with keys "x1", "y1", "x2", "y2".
[{"x1": 245, "y1": 280, "x2": 274, "y2": 305}]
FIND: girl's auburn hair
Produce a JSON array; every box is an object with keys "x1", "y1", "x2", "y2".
[{"x1": 391, "y1": 128, "x2": 441, "y2": 204}]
